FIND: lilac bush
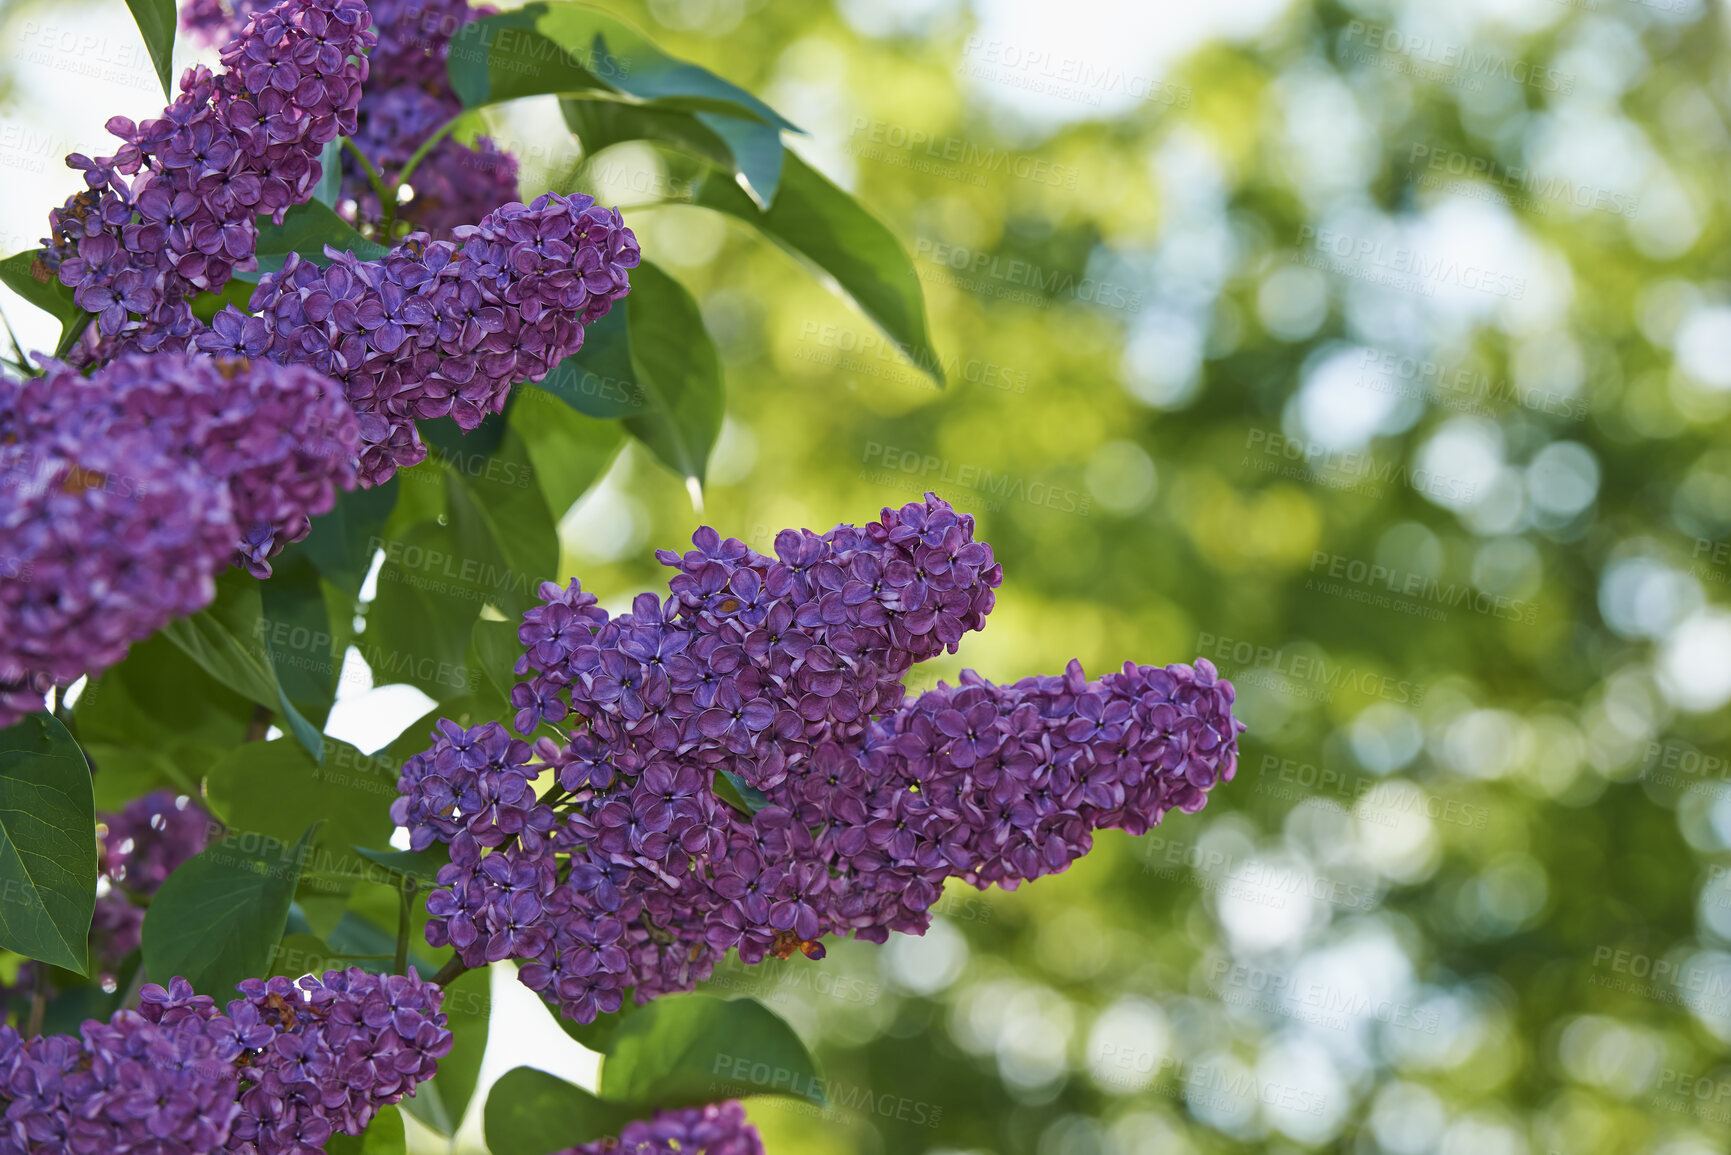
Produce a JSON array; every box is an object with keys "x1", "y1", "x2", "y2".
[
  {"x1": 394, "y1": 495, "x2": 1244, "y2": 1023},
  {"x1": 0, "y1": 1, "x2": 1235, "y2": 1149}
]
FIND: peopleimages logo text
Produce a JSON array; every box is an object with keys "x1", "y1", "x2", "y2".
[
  {"x1": 1307, "y1": 551, "x2": 1539, "y2": 625},
  {"x1": 1297, "y1": 225, "x2": 1526, "y2": 299}
]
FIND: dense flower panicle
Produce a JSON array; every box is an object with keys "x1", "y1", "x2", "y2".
[
  {"x1": 228, "y1": 191, "x2": 639, "y2": 484},
  {"x1": 0, "y1": 353, "x2": 360, "y2": 723},
  {"x1": 396, "y1": 495, "x2": 1245, "y2": 1024},
  {"x1": 184, "y1": 0, "x2": 523, "y2": 239},
  {"x1": 0, "y1": 1000, "x2": 241, "y2": 1155},
  {"x1": 48, "y1": 0, "x2": 375, "y2": 362},
  {"x1": 7, "y1": 355, "x2": 361, "y2": 576},
  {"x1": 224, "y1": 969, "x2": 452, "y2": 1152},
  {"x1": 0, "y1": 970, "x2": 451, "y2": 1155},
  {"x1": 0, "y1": 428, "x2": 235, "y2": 729},
  {"x1": 555, "y1": 1102, "x2": 766, "y2": 1155}
]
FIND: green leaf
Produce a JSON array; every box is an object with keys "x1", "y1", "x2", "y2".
[
  {"x1": 261, "y1": 551, "x2": 341, "y2": 724},
  {"x1": 299, "y1": 478, "x2": 400, "y2": 598},
  {"x1": 532, "y1": 307, "x2": 642, "y2": 420},
  {"x1": 473, "y1": 618, "x2": 522, "y2": 705},
  {"x1": 0, "y1": 714, "x2": 96, "y2": 974},
  {"x1": 142, "y1": 826, "x2": 314, "y2": 998},
  {"x1": 621, "y1": 261, "x2": 724, "y2": 484},
  {"x1": 561, "y1": 97, "x2": 784, "y2": 206},
  {"x1": 236, "y1": 199, "x2": 389, "y2": 283},
  {"x1": 122, "y1": 0, "x2": 176, "y2": 98},
  {"x1": 442, "y1": 425, "x2": 558, "y2": 619},
  {"x1": 699, "y1": 113, "x2": 784, "y2": 207},
  {"x1": 713, "y1": 769, "x2": 770, "y2": 816},
  {"x1": 360, "y1": 519, "x2": 490, "y2": 702},
  {"x1": 268, "y1": 932, "x2": 340, "y2": 980},
  {"x1": 532, "y1": 263, "x2": 724, "y2": 484},
  {"x1": 562, "y1": 98, "x2": 733, "y2": 169},
  {"x1": 544, "y1": 992, "x2": 636, "y2": 1055},
  {"x1": 420, "y1": 966, "x2": 492, "y2": 1128},
  {"x1": 190, "y1": 277, "x2": 257, "y2": 323},
  {"x1": 0, "y1": 251, "x2": 86, "y2": 346},
  {"x1": 509, "y1": 387, "x2": 626, "y2": 517},
  {"x1": 313, "y1": 136, "x2": 345, "y2": 210},
  {"x1": 400, "y1": 1080, "x2": 452, "y2": 1137},
  {"x1": 450, "y1": 4, "x2": 797, "y2": 133},
  {"x1": 695, "y1": 150, "x2": 941, "y2": 382},
  {"x1": 158, "y1": 570, "x2": 323, "y2": 763},
  {"x1": 484, "y1": 1067, "x2": 641, "y2": 1155},
  {"x1": 73, "y1": 635, "x2": 256, "y2": 809},
  {"x1": 327, "y1": 1104, "x2": 406, "y2": 1155},
  {"x1": 351, "y1": 845, "x2": 450, "y2": 891},
  {"x1": 201, "y1": 736, "x2": 396, "y2": 895},
  {"x1": 601, "y1": 994, "x2": 823, "y2": 1109}
]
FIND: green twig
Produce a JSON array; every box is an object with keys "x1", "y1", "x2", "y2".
[
  {"x1": 0, "y1": 305, "x2": 32, "y2": 374},
  {"x1": 380, "y1": 114, "x2": 464, "y2": 241},
  {"x1": 341, "y1": 137, "x2": 390, "y2": 234},
  {"x1": 395, "y1": 882, "x2": 415, "y2": 976},
  {"x1": 244, "y1": 704, "x2": 273, "y2": 742},
  {"x1": 24, "y1": 988, "x2": 44, "y2": 1039},
  {"x1": 393, "y1": 115, "x2": 462, "y2": 196}
]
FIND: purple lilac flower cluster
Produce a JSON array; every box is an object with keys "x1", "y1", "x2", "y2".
[
  {"x1": 184, "y1": 0, "x2": 520, "y2": 239},
  {"x1": 393, "y1": 495, "x2": 1244, "y2": 1024},
  {"x1": 0, "y1": 416, "x2": 228, "y2": 727},
  {"x1": 0, "y1": 991, "x2": 239, "y2": 1153},
  {"x1": 5, "y1": 354, "x2": 360, "y2": 576},
  {"x1": 222, "y1": 970, "x2": 451, "y2": 1151},
  {"x1": 46, "y1": 0, "x2": 374, "y2": 362},
  {"x1": 221, "y1": 191, "x2": 639, "y2": 484},
  {"x1": 0, "y1": 352, "x2": 360, "y2": 725},
  {"x1": 555, "y1": 1101, "x2": 765, "y2": 1155},
  {"x1": 0, "y1": 971, "x2": 449, "y2": 1154}
]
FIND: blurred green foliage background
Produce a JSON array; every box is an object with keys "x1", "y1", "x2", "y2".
[
  {"x1": 5, "y1": 0, "x2": 1729, "y2": 1150},
  {"x1": 535, "y1": 0, "x2": 1731, "y2": 1151}
]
